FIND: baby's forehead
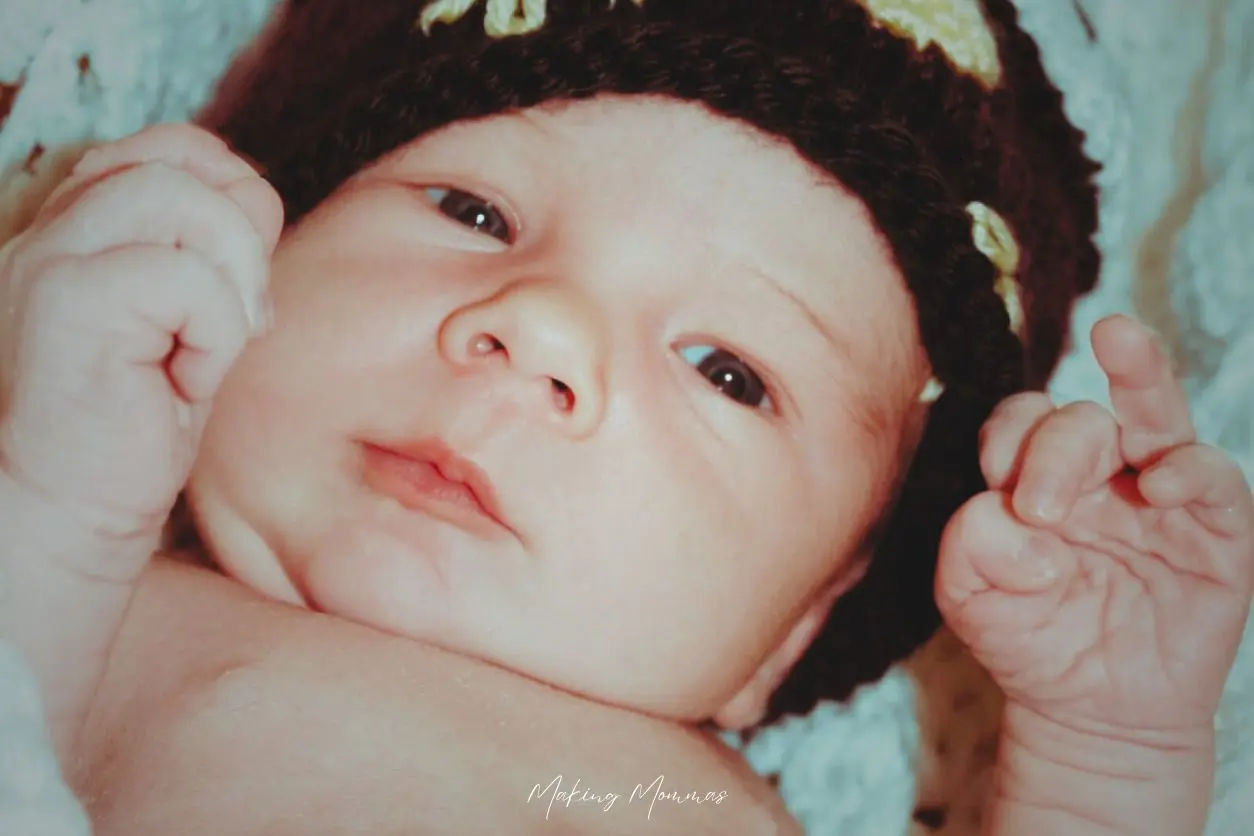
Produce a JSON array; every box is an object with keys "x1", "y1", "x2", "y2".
[{"x1": 388, "y1": 95, "x2": 822, "y2": 181}]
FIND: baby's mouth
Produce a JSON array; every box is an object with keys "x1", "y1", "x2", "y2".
[{"x1": 358, "y1": 439, "x2": 513, "y2": 539}]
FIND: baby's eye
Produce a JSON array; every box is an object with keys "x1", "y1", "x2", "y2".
[
  {"x1": 422, "y1": 187, "x2": 513, "y2": 243},
  {"x1": 679, "y1": 345, "x2": 773, "y2": 410}
]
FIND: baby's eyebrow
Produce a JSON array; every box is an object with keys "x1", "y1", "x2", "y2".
[
  {"x1": 742, "y1": 259, "x2": 904, "y2": 441},
  {"x1": 741, "y1": 259, "x2": 852, "y2": 362},
  {"x1": 501, "y1": 106, "x2": 568, "y2": 139}
]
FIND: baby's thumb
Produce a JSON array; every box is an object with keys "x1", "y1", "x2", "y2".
[
  {"x1": 936, "y1": 491, "x2": 1064, "y2": 617},
  {"x1": 222, "y1": 175, "x2": 285, "y2": 256}
]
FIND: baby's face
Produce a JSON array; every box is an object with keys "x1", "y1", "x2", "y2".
[{"x1": 189, "y1": 96, "x2": 929, "y2": 727}]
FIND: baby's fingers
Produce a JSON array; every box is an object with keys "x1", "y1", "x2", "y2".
[
  {"x1": 1012, "y1": 401, "x2": 1123, "y2": 525},
  {"x1": 1092, "y1": 314, "x2": 1196, "y2": 467},
  {"x1": 22, "y1": 164, "x2": 268, "y2": 331},
  {"x1": 39, "y1": 124, "x2": 283, "y2": 255},
  {"x1": 0, "y1": 244, "x2": 249, "y2": 523},
  {"x1": 1140, "y1": 444, "x2": 1254, "y2": 540},
  {"x1": 979, "y1": 392, "x2": 1054, "y2": 490},
  {"x1": 937, "y1": 492, "x2": 1070, "y2": 611}
]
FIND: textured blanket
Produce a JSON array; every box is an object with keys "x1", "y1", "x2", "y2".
[{"x1": 0, "y1": 1, "x2": 1250, "y2": 834}]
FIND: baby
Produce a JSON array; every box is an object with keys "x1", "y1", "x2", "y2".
[{"x1": 2, "y1": 0, "x2": 1252, "y2": 833}]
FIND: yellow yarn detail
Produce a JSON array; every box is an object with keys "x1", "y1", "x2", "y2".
[
  {"x1": 853, "y1": 0, "x2": 1002, "y2": 88},
  {"x1": 419, "y1": 0, "x2": 644, "y2": 38},
  {"x1": 967, "y1": 201, "x2": 1024, "y2": 338},
  {"x1": 418, "y1": 0, "x2": 1000, "y2": 87},
  {"x1": 419, "y1": 0, "x2": 546, "y2": 36}
]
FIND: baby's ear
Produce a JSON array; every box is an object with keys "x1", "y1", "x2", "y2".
[{"x1": 712, "y1": 566, "x2": 864, "y2": 730}]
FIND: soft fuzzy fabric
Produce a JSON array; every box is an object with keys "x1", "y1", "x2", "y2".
[{"x1": 0, "y1": 1, "x2": 1250, "y2": 834}]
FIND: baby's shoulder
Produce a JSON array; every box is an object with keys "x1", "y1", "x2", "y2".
[{"x1": 77, "y1": 560, "x2": 796, "y2": 836}]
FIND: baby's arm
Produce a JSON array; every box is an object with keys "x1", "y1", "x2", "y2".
[
  {"x1": 0, "y1": 473, "x2": 159, "y2": 760},
  {"x1": 986, "y1": 705, "x2": 1214, "y2": 835},
  {"x1": 0, "y1": 125, "x2": 280, "y2": 761}
]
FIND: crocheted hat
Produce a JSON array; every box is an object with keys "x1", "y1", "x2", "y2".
[{"x1": 212, "y1": 0, "x2": 1101, "y2": 723}]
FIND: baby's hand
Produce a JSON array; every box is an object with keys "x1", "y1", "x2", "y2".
[
  {"x1": 0, "y1": 124, "x2": 282, "y2": 548},
  {"x1": 937, "y1": 314, "x2": 1254, "y2": 740}
]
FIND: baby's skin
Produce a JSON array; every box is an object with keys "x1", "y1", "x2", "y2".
[
  {"x1": 937, "y1": 319, "x2": 1254, "y2": 833},
  {"x1": 2, "y1": 124, "x2": 1251, "y2": 835}
]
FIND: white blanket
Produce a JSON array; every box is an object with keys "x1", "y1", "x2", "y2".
[{"x1": 0, "y1": 1, "x2": 1250, "y2": 834}]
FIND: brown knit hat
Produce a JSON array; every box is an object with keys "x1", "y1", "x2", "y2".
[{"x1": 210, "y1": 0, "x2": 1101, "y2": 724}]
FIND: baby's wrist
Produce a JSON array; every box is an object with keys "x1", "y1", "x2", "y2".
[
  {"x1": 0, "y1": 465, "x2": 160, "y2": 761},
  {"x1": 0, "y1": 457, "x2": 161, "y2": 580},
  {"x1": 988, "y1": 701, "x2": 1215, "y2": 836},
  {"x1": 1003, "y1": 700, "x2": 1216, "y2": 761}
]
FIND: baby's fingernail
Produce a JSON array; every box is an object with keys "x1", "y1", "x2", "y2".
[
  {"x1": 1146, "y1": 461, "x2": 1177, "y2": 485},
  {"x1": 262, "y1": 294, "x2": 275, "y2": 332},
  {"x1": 1140, "y1": 462, "x2": 1182, "y2": 506},
  {"x1": 73, "y1": 147, "x2": 104, "y2": 174},
  {"x1": 239, "y1": 291, "x2": 262, "y2": 337},
  {"x1": 1018, "y1": 483, "x2": 1064, "y2": 523},
  {"x1": 248, "y1": 293, "x2": 273, "y2": 337},
  {"x1": 1015, "y1": 534, "x2": 1059, "y2": 583}
]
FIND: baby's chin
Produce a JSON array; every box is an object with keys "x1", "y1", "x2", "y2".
[
  {"x1": 188, "y1": 480, "x2": 765, "y2": 727},
  {"x1": 191, "y1": 481, "x2": 466, "y2": 642},
  {"x1": 298, "y1": 543, "x2": 743, "y2": 723},
  {"x1": 298, "y1": 513, "x2": 464, "y2": 638}
]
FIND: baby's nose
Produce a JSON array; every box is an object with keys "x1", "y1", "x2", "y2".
[{"x1": 438, "y1": 279, "x2": 607, "y2": 437}]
